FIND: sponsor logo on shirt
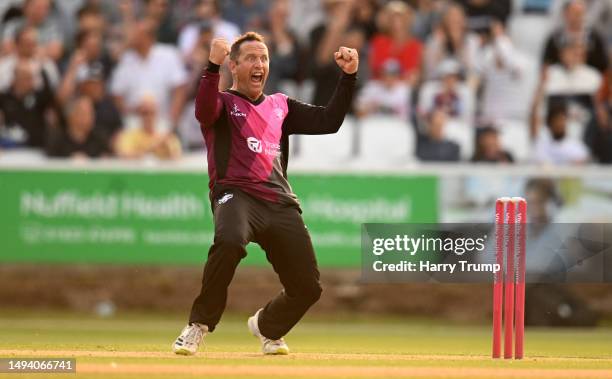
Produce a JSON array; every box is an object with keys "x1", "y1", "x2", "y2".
[
  {"x1": 247, "y1": 137, "x2": 262, "y2": 153},
  {"x1": 246, "y1": 137, "x2": 281, "y2": 157},
  {"x1": 230, "y1": 104, "x2": 247, "y2": 118},
  {"x1": 217, "y1": 193, "x2": 234, "y2": 205}
]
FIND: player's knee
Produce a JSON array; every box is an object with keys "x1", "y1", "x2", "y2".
[
  {"x1": 211, "y1": 236, "x2": 247, "y2": 259},
  {"x1": 300, "y1": 282, "x2": 322, "y2": 305}
]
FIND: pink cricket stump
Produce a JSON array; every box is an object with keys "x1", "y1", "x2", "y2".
[
  {"x1": 504, "y1": 200, "x2": 515, "y2": 359},
  {"x1": 514, "y1": 198, "x2": 527, "y2": 359},
  {"x1": 492, "y1": 199, "x2": 505, "y2": 359}
]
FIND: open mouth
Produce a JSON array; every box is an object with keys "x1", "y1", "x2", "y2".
[{"x1": 250, "y1": 72, "x2": 264, "y2": 85}]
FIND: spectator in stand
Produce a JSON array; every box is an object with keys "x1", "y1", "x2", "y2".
[
  {"x1": 411, "y1": 0, "x2": 446, "y2": 41},
  {"x1": 46, "y1": 96, "x2": 111, "y2": 158},
  {"x1": 416, "y1": 107, "x2": 460, "y2": 162},
  {"x1": 0, "y1": 26, "x2": 60, "y2": 92},
  {"x1": 142, "y1": 0, "x2": 179, "y2": 44},
  {"x1": 68, "y1": 27, "x2": 114, "y2": 85},
  {"x1": 456, "y1": 0, "x2": 512, "y2": 30},
  {"x1": 471, "y1": 126, "x2": 513, "y2": 163},
  {"x1": 257, "y1": 0, "x2": 301, "y2": 94},
  {"x1": 542, "y1": 0, "x2": 608, "y2": 73},
  {"x1": 114, "y1": 97, "x2": 181, "y2": 160},
  {"x1": 351, "y1": 0, "x2": 379, "y2": 42},
  {"x1": 423, "y1": 2, "x2": 480, "y2": 82},
  {"x1": 0, "y1": 0, "x2": 64, "y2": 62},
  {"x1": 590, "y1": 51, "x2": 612, "y2": 163},
  {"x1": 476, "y1": 21, "x2": 532, "y2": 123},
  {"x1": 102, "y1": 0, "x2": 137, "y2": 63},
  {"x1": 222, "y1": 0, "x2": 269, "y2": 32},
  {"x1": 356, "y1": 59, "x2": 410, "y2": 121},
  {"x1": 0, "y1": 61, "x2": 56, "y2": 149},
  {"x1": 418, "y1": 59, "x2": 474, "y2": 124},
  {"x1": 545, "y1": 38, "x2": 602, "y2": 97},
  {"x1": 178, "y1": 0, "x2": 241, "y2": 59},
  {"x1": 310, "y1": 0, "x2": 365, "y2": 105},
  {"x1": 369, "y1": 1, "x2": 422, "y2": 85},
  {"x1": 532, "y1": 103, "x2": 590, "y2": 164},
  {"x1": 545, "y1": 37, "x2": 602, "y2": 152},
  {"x1": 110, "y1": 19, "x2": 188, "y2": 135},
  {"x1": 76, "y1": 3, "x2": 106, "y2": 37},
  {"x1": 57, "y1": 50, "x2": 122, "y2": 141}
]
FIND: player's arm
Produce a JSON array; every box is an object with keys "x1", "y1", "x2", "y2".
[
  {"x1": 283, "y1": 47, "x2": 358, "y2": 135},
  {"x1": 195, "y1": 38, "x2": 230, "y2": 127}
]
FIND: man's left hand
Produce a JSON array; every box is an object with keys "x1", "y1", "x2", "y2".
[{"x1": 334, "y1": 46, "x2": 359, "y2": 75}]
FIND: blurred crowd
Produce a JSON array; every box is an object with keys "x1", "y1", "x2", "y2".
[{"x1": 0, "y1": 0, "x2": 610, "y2": 164}]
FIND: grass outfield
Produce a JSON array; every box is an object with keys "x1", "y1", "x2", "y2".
[{"x1": 0, "y1": 311, "x2": 611, "y2": 379}]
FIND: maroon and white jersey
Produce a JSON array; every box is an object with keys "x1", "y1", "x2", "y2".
[{"x1": 195, "y1": 62, "x2": 356, "y2": 206}]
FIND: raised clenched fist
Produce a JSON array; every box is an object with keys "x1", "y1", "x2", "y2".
[
  {"x1": 209, "y1": 38, "x2": 230, "y2": 65},
  {"x1": 334, "y1": 46, "x2": 359, "y2": 75}
]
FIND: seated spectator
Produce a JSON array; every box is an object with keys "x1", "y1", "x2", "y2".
[
  {"x1": 258, "y1": 0, "x2": 301, "y2": 94},
  {"x1": 416, "y1": 108, "x2": 460, "y2": 162},
  {"x1": 369, "y1": 1, "x2": 422, "y2": 84},
  {"x1": 356, "y1": 59, "x2": 410, "y2": 121},
  {"x1": 0, "y1": 61, "x2": 56, "y2": 148},
  {"x1": 46, "y1": 96, "x2": 111, "y2": 158},
  {"x1": 0, "y1": 0, "x2": 64, "y2": 61},
  {"x1": 423, "y1": 2, "x2": 480, "y2": 82},
  {"x1": 471, "y1": 126, "x2": 513, "y2": 163},
  {"x1": 542, "y1": 0, "x2": 608, "y2": 73},
  {"x1": 545, "y1": 38, "x2": 602, "y2": 97},
  {"x1": 532, "y1": 103, "x2": 590, "y2": 165},
  {"x1": 0, "y1": 26, "x2": 60, "y2": 92},
  {"x1": 110, "y1": 19, "x2": 188, "y2": 133},
  {"x1": 68, "y1": 63, "x2": 122, "y2": 141},
  {"x1": 476, "y1": 22, "x2": 532, "y2": 123},
  {"x1": 418, "y1": 59, "x2": 474, "y2": 124},
  {"x1": 56, "y1": 30, "x2": 114, "y2": 105},
  {"x1": 178, "y1": 0, "x2": 241, "y2": 59},
  {"x1": 114, "y1": 98, "x2": 181, "y2": 160}
]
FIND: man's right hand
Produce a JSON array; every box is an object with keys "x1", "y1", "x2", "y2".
[{"x1": 209, "y1": 38, "x2": 230, "y2": 65}]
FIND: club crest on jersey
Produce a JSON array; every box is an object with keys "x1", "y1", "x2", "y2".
[
  {"x1": 230, "y1": 104, "x2": 246, "y2": 117},
  {"x1": 217, "y1": 193, "x2": 233, "y2": 205},
  {"x1": 274, "y1": 108, "x2": 285, "y2": 120},
  {"x1": 247, "y1": 137, "x2": 262, "y2": 153}
]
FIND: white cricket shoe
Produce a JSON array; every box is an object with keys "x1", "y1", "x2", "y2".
[
  {"x1": 247, "y1": 309, "x2": 290, "y2": 355},
  {"x1": 173, "y1": 323, "x2": 207, "y2": 355}
]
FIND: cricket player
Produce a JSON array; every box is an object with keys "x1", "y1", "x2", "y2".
[{"x1": 172, "y1": 32, "x2": 358, "y2": 355}]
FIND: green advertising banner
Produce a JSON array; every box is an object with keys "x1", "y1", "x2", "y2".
[{"x1": 0, "y1": 170, "x2": 437, "y2": 267}]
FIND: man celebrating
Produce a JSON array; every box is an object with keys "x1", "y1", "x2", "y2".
[{"x1": 173, "y1": 32, "x2": 358, "y2": 355}]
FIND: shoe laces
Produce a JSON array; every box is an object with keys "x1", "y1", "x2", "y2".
[
  {"x1": 184, "y1": 325, "x2": 203, "y2": 343},
  {"x1": 264, "y1": 337, "x2": 286, "y2": 347}
]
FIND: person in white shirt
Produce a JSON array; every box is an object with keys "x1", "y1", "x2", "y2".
[
  {"x1": 532, "y1": 102, "x2": 590, "y2": 165},
  {"x1": 110, "y1": 19, "x2": 188, "y2": 133},
  {"x1": 476, "y1": 22, "x2": 532, "y2": 123},
  {"x1": 356, "y1": 59, "x2": 411, "y2": 122},
  {"x1": 178, "y1": 0, "x2": 241, "y2": 59},
  {"x1": 545, "y1": 38, "x2": 602, "y2": 96}
]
